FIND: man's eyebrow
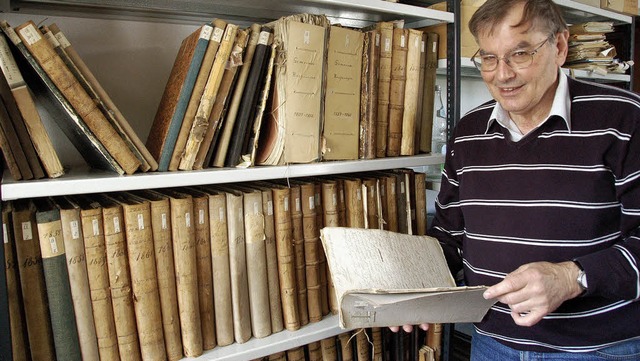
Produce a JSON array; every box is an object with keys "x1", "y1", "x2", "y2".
[{"x1": 478, "y1": 40, "x2": 534, "y2": 55}]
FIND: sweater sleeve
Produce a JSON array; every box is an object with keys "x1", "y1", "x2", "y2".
[{"x1": 575, "y1": 114, "x2": 640, "y2": 301}]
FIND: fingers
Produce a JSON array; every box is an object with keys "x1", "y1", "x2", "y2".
[
  {"x1": 388, "y1": 324, "x2": 429, "y2": 332},
  {"x1": 510, "y1": 309, "x2": 543, "y2": 327},
  {"x1": 389, "y1": 326, "x2": 400, "y2": 333}
]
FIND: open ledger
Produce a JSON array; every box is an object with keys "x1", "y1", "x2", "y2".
[{"x1": 319, "y1": 227, "x2": 496, "y2": 329}]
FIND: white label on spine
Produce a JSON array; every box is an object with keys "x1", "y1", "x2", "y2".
[
  {"x1": 401, "y1": 34, "x2": 406, "y2": 48},
  {"x1": 357, "y1": 189, "x2": 362, "y2": 201},
  {"x1": 18, "y1": 24, "x2": 41, "y2": 46},
  {"x1": 199, "y1": 209, "x2": 205, "y2": 224},
  {"x1": 54, "y1": 31, "x2": 71, "y2": 48},
  {"x1": 113, "y1": 217, "x2": 121, "y2": 233},
  {"x1": 421, "y1": 40, "x2": 425, "y2": 52},
  {"x1": 212, "y1": 27, "x2": 224, "y2": 42},
  {"x1": 219, "y1": 208, "x2": 224, "y2": 221},
  {"x1": 254, "y1": 201, "x2": 260, "y2": 215},
  {"x1": 375, "y1": 33, "x2": 380, "y2": 47},
  {"x1": 161, "y1": 213, "x2": 168, "y2": 230},
  {"x1": 0, "y1": 36, "x2": 25, "y2": 88},
  {"x1": 92, "y1": 219, "x2": 100, "y2": 236},
  {"x1": 433, "y1": 41, "x2": 437, "y2": 53},
  {"x1": 309, "y1": 196, "x2": 315, "y2": 210},
  {"x1": 258, "y1": 30, "x2": 271, "y2": 45},
  {"x1": 385, "y1": 38, "x2": 391, "y2": 52},
  {"x1": 21, "y1": 222, "x2": 32, "y2": 240},
  {"x1": 185, "y1": 212, "x2": 191, "y2": 227},
  {"x1": 49, "y1": 237, "x2": 58, "y2": 254},
  {"x1": 137, "y1": 214, "x2": 145, "y2": 229},
  {"x1": 295, "y1": 197, "x2": 301, "y2": 212},
  {"x1": 71, "y1": 220, "x2": 80, "y2": 239},
  {"x1": 284, "y1": 197, "x2": 289, "y2": 212},
  {"x1": 200, "y1": 25, "x2": 213, "y2": 40},
  {"x1": 267, "y1": 201, "x2": 273, "y2": 215},
  {"x1": 3, "y1": 224, "x2": 7, "y2": 244}
]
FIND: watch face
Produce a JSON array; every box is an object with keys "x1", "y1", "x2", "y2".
[{"x1": 578, "y1": 271, "x2": 588, "y2": 290}]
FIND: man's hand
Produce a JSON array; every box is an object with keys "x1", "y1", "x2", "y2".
[
  {"x1": 482, "y1": 261, "x2": 584, "y2": 327},
  {"x1": 389, "y1": 324, "x2": 429, "y2": 333}
]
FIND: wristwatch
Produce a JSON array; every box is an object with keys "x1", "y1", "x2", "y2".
[{"x1": 575, "y1": 262, "x2": 588, "y2": 292}]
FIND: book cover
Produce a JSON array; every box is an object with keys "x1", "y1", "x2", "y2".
[
  {"x1": 131, "y1": 189, "x2": 183, "y2": 360},
  {"x1": 322, "y1": 26, "x2": 363, "y2": 160},
  {"x1": 51, "y1": 196, "x2": 100, "y2": 361},
  {"x1": 109, "y1": 192, "x2": 166, "y2": 360},
  {"x1": 192, "y1": 27, "x2": 248, "y2": 170},
  {"x1": 156, "y1": 188, "x2": 203, "y2": 357},
  {"x1": 48, "y1": 23, "x2": 158, "y2": 171},
  {"x1": 1, "y1": 22, "x2": 125, "y2": 175},
  {"x1": 14, "y1": 20, "x2": 141, "y2": 174},
  {"x1": 387, "y1": 27, "x2": 408, "y2": 157},
  {"x1": 286, "y1": 182, "x2": 309, "y2": 326},
  {"x1": 414, "y1": 172, "x2": 427, "y2": 236},
  {"x1": 146, "y1": 24, "x2": 213, "y2": 172},
  {"x1": 72, "y1": 194, "x2": 120, "y2": 361},
  {"x1": 180, "y1": 187, "x2": 216, "y2": 350},
  {"x1": 3, "y1": 201, "x2": 31, "y2": 361},
  {"x1": 400, "y1": 29, "x2": 423, "y2": 156},
  {"x1": 376, "y1": 21, "x2": 394, "y2": 158},
  {"x1": 320, "y1": 227, "x2": 495, "y2": 329},
  {"x1": 299, "y1": 181, "x2": 323, "y2": 323},
  {"x1": 359, "y1": 29, "x2": 379, "y2": 160},
  {"x1": 320, "y1": 179, "x2": 340, "y2": 313},
  {"x1": 169, "y1": 20, "x2": 227, "y2": 171},
  {"x1": 0, "y1": 92, "x2": 31, "y2": 180},
  {"x1": 40, "y1": 24, "x2": 151, "y2": 173},
  {"x1": 0, "y1": 34, "x2": 63, "y2": 178},
  {"x1": 11, "y1": 199, "x2": 56, "y2": 360},
  {"x1": 33, "y1": 197, "x2": 82, "y2": 361},
  {"x1": 321, "y1": 336, "x2": 338, "y2": 361},
  {"x1": 92, "y1": 193, "x2": 141, "y2": 360},
  {"x1": 419, "y1": 32, "x2": 438, "y2": 154}
]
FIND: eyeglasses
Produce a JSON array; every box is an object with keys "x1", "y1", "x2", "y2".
[{"x1": 471, "y1": 38, "x2": 550, "y2": 72}]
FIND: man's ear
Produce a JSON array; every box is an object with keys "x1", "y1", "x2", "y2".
[{"x1": 555, "y1": 29, "x2": 570, "y2": 66}]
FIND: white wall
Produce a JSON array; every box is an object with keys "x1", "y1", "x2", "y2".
[{"x1": 2, "y1": 12, "x2": 494, "y2": 167}]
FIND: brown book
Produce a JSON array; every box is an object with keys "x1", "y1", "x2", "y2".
[
  {"x1": 285, "y1": 182, "x2": 309, "y2": 326},
  {"x1": 193, "y1": 27, "x2": 248, "y2": 170},
  {"x1": 391, "y1": 169, "x2": 412, "y2": 234},
  {"x1": 400, "y1": 29, "x2": 423, "y2": 156},
  {"x1": 3, "y1": 202, "x2": 30, "y2": 361},
  {"x1": 271, "y1": 184, "x2": 300, "y2": 331},
  {"x1": 180, "y1": 187, "x2": 216, "y2": 350},
  {"x1": 52, "y1": 196, "x2": 100, "y2": 361},
  {"x1": 287, "y1": 346, "x2": 306, "y2": 361},
  {"x1": 414, "y1": 33, "x2": 427, "y2": 155},
  {"x1": 268, "y1": 351, "x2": 287, "y2": 361},
  {"x1": 0, "y1": 84, "x2": 32, "y2": 180},
  {"x1": 375, "y1": 21, "x2": 394, "y2": 158},
  {"x1": 196, "y1": 186, "x2": 234, "y2": 346},
  {"x1": 359, "y1": 29, "x2": 379, "y2": 160},
  {"x1": 211, "y1": 23, "x2": 261, "y2": 168},
  {"x1": 312, "y1": 181, "x2": 330, "y2": 317},
  {"x1": 321, "y1": 336, "x2": 338, "y2": 361},
  {"x1": 108, "y1": 192, "x2": 167, "y2": 360},
  {"x1": 14, "y1": 20, "x2": 141, "y2": 174},
  {"x1": 146, "y1": 24, "x2": 212, "y2": 171},
  {"x1": 426, "y1": 323, "x2": 443, "y2": 361},
  {"x1": 372, "y1": 328, "x2": 383, "y2": 361},
  {"x1": 40, "y1": 24, "x2": 151, "y2": 173},
  {"x1": 342, "y1": 177, "x2": 365, "y2": 228},
  {"x1": 220, "y1": 187, "x2": 252, "y2": 343},
  {"x1": 236, "y1": 185, "x2": 272, "y2": 338},
  {"x1": 320, "y1": 179, "x2": 340, "y2": 314},
  {"x1": 362, "y1": 177, "x2": 382, "y2": 229},
  {"x1": 0, "y1": 34, "x2": 63, "y2": 178},
  {"x1": 131, "y1": 189, "x2": 183, "y2": 360},
  {"x1": 170, "y1": 20, "x2": 227, "y2": 171},
  {"x1": 386, "y1": 27, "x2": 408, "y2": 157},
  {"x1": 308, "y1": 341, "x2": 323, "y2": 361},
  {"x1": 339, "y1": 333, "x2": 354, "y2": 361},
  {"x1": 322, "y1": 26, "x2": 363, "y2": 160},
  {"x1": 414, "y1": 172, "x2": 427, "y2": 235},
  {"x1": 72, "y1": 194, "x2": 119, "y2": 361},
  {"x1": 379, "y1": 172, "x2": 399, "y2": 232},
  {"x1": 156, "y1": 188, "x2": 203, "y2": 357},
  {"x1": 419, "y1": 32, "x2": 438, "y2": 154},
  {"x1": 0, "y1": 65, "x2": 44, "y2": 180},
  {"x1": 356, "y1": 330, "x2": 371, "y2": 361},
  {"x1": 47, "y1": 23, "x2": 158, "y2": 171},
  {"x1": 11, "y1": 199, "x2": 56, "y2": 361},
  {"x1": 92, "y1": 194, "x2": 141, "y2": 360},
  {"x1": 299, "y1": 181, "x2": 323, "y2": 323}
]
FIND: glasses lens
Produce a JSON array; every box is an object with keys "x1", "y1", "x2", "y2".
[
  {"x1": 510, "y1": 52, "x2": 533, "y2": 68},
  {"x1": 478, "y1": 56, "x2": 497, "y2": 71}
]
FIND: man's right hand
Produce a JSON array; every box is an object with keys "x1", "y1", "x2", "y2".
[{"x1": 389, "y1": 324, "x2": 429, "y2": 333}]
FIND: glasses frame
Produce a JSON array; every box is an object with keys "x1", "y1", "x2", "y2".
[{"x1": 471, "y1": 38, "x2": 550, "y2": 72}]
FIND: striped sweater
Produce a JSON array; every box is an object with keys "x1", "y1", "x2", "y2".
[{"x1": 429, "y1": 75, "x2": 640, "y2": 352}]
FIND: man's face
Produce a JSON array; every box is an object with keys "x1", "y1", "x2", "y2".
[{"x1": 475, "y1": 3, "x2": 568, "y2": 124}]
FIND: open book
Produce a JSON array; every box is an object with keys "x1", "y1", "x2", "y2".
[{"x1": 320, "y1": 227, "x2": 496, "y2": 329}]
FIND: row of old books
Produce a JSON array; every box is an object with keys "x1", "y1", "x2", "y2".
[
  {"x1": 0, "y1": 19, "x2": 158, "y2": 180},
  {"x1": 248, "y1": 327, "x2": 441, "y2": 361},
  {"x1": 565, "y1": 21, "x2": 633, "y2": 75},
  {"x1": 147, "y1": 14, "x2": 440, "y2": 172},
  {"x1": 3, "y1": 168, "x2": 436, "y2": 361}
]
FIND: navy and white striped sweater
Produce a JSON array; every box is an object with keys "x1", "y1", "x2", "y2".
[{"x1": 429, "y1": 76, "x2": 640, "y2": 352}]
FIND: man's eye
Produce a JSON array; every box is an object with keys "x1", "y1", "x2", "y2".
[
  {"x1": 511, "y1": 50, "x2": 529, "y2": 58},
  {"x1": 481, "y1": 55, "x2": 498, "y2": 62}
]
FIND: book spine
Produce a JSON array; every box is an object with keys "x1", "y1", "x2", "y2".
[
  {"x1": 80, "y1": 206, "x2": 120, "y2": 361},
  {"x1": 414, "y1": 172, "x2": 427, "y2": 235},
  {"x1": 400, "y1": 29, "x2": 423, "y2": 156},
  {"x1": 356, "y1": 330, "x2": 371, "y2": 361},
  {"x1": 287, "y1": 346, "x2": 306, "y2": 361},
  {"x1": 58, "y1": 205, "x2": 100, "y2": 361},
  {"x1": 363, "y1": 178, "x2": 381, "y2": 229},
  {"x1": 121, "y1": 200, "x2": 166, "y2": 360},
  {"x1": 313, "y1": 182, "x2": 329, "y2": 317},
  {"x1": 207, "y1": 191, "x2": 234, "y2": 346},
  {"x1": 168, "y1": 194, "x2": 203, "y2": 357},
  {"x1": 321, "y1": 336, "x2": 338, "y2": 361},
  {"x1": 35, "y1": 206, "x2": 82, "y2": 361},
  {"x1": 272, "y1": 186, "x2": 300, "y2": 331},
  {"x1": 191, "y1": 193, "x2": 216, "y2": 350},
  {"x1": 101, "y1": 201, "x2": 141, "y2": 359},
  {"x1": 0, "y1": 86, "x2": 32, "y2": 179},
  {"x1": 307, "y1": 340, "x2": 323, "y2": 361},
  {"x1": 243, "y1": 190, "x2": 272, "y2": 338},
  {"x1": 419, "y1": 32, "x2": 438, "y2": 154},
  {"x1": 225, "y1": 191, "x2": 252, "y2": 343},
  {"x1": 427, "y1": 323, "x2": 443, "y2": 361},
  {"x1": 376, "y1": 22, "x2": 394, "y2": 158},
  {"x1": 414, "y1": 33, "x2": 427, "y2": 155},
  {"x1": 12, "y1": 203, "x2": 56, "y2": 360},
  {"x1": 147, "y1": 196, "x2": 183, "y2": 360},
  {"x1": 15, "y1": 21, "x2": 141, "y2": 174},
  {"x1": 289, "y1": 185, "x2": 309, "y2": 326},
  {"x1": 372, "y1": 327, "x2": 384, "y2": 361},
  {"x1": 339, "y1": 333, "x2": 355, "y2": 361},
  {"x1": 384, "y1": 174, "x2": 399, "y2": 232},
  {"x1": 360, "y1": 29, "x2": 379, "y2": 160},
  {"x1": 343, "y1": 178, "x2": 365, "y2": 228},
  {"x1": 3, "y1": 206, "x2": 30, "y2": 361},
  {"x1": 386, "y1": 28, "x2": 408, "y2": 157},
  {"x1": 259, "y1": 188, "x2": 284, "y2": 333},
  {"x1": 300, "y1": 183, "x2": 323, "y2": 323},
  {"x1": 320, "y1": 180, "x2": 340, "y2": 313}
]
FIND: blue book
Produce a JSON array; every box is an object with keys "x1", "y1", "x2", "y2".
[{"x1": 147, "y1": 24, "x2": 213, "y2": 171}]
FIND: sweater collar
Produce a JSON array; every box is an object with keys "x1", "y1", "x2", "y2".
[{"x1": 485, "y1": 70, "x2": 572, "y2": 140}]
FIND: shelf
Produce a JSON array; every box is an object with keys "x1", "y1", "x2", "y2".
[
  {"x1": 198, "y1": 315, "x2": 343, "y2": 361},
  {"x1": 437, "y1": 58, "x2": 632, "y2": 83},
  {"x1": 2, "y1": 0, "x2": 453, "y2": 27},
  {"x1": 0, "y1": 154, "x2": 446, "y2": 200},
  {"x1": 556, "y1": 0, "x2": 633, "y2": 25}
]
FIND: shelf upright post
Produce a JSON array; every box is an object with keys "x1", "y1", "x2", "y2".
[{"x1": 0, "y1": 159, "x2": 11, "y2": 361}]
